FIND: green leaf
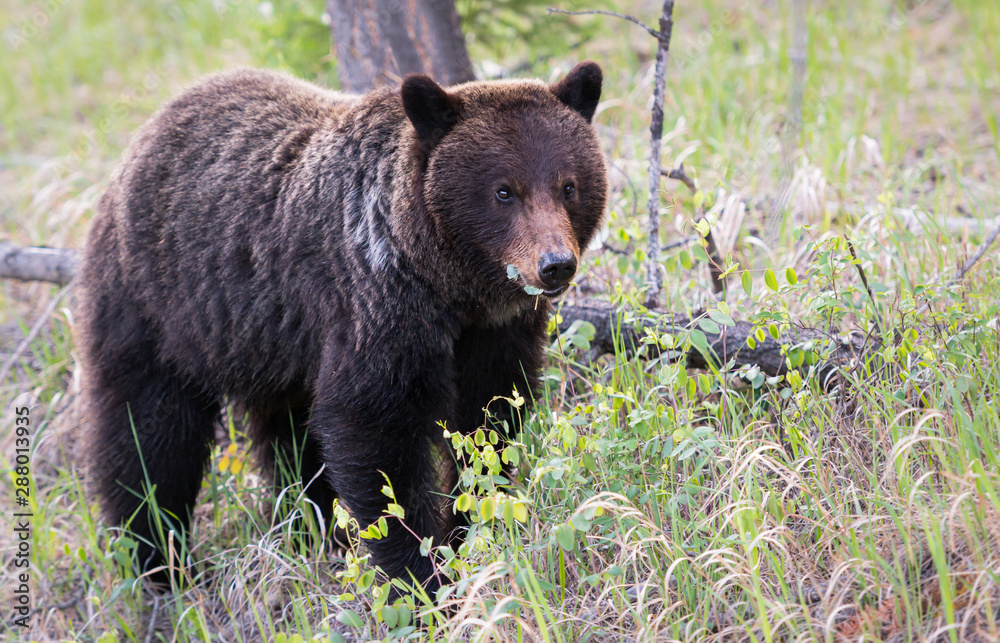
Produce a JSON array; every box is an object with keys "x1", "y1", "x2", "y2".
[
  {"x1": 692, "y1": 244, "x2": 710, "y2": 263},
  {"x1": 524, "y1": 285, "x2": 543, "y2": 295},
  {"x1": 507, "y1": 264, "x2": 519, "y2": 279},
  {"x1": 455, "y1": 493, "x2": 475, "y2": 512},
  {"x1": 380, "y1": 606, "x2": 398, "y2": 629},
  {"x1": 511, "y1": 501, "x2": 528, "y2": 523},
  {"x1": 785, "y1": 267, "x2": 798, "y2": 285},
  {"x1": 742, "y1": 270, "x2": 753, "y2": 297},
  {"x1": 581, "y1": 452, "x2": 597, "y2": 472},
  {"x1": 479, "y1": 497, "x2": 497, "y2": 522},
  {"x1": 764, "y1": 268, "x2": 778, "y2": 292},
  {"x1": 555, "y1": 524, "x2": 576, "y2": 551},
  {"x1": 708, "y1": 309, "x2": 735, "y2": 327},
  {"x1": 569, "y1": 513, "x2": 592, "y2": 532},
  {"x1": 768, "y1": 324, "x2": 779, "y2": 340},
  {"x1": 698, "y1": 318, "x2": 721, "y2": 334},
  {"x1": 679, "y1": 250, "x2": 693, "y2": 269},
  {"x1": 336, "y1": 609, "x2": 363, "y2": 628},
  {"x1": 689, "y1": 329, "x2": 709, "y2": 350}
]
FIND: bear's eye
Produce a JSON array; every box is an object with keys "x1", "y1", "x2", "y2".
[
  {"x1": 563, "y1": 182, "x2": 576, "y2": 198},
  {"x1": 495, "y1": 186, "x2": 514, "y2": 203}
]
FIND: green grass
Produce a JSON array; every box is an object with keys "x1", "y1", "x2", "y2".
[{"x1": 2, "y1": 0, "x2": 1000, "y2": 640}]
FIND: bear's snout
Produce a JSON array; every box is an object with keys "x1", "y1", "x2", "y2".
[{"x1": 538, "y1": 251, "x2": 577, "y2": 294}]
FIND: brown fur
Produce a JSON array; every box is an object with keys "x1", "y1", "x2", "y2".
[{"x1": 77, "y1": 63, "x2": 607, "y2": 592}]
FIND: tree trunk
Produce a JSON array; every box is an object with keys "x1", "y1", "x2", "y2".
[{"x1": 326, "y1": 0, "x2": 475, "y2": 92}]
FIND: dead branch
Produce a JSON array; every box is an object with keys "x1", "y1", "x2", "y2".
[
  {"x1": 0, "y1": 283, "x2": 72, "y2": 383},
  {"x1": 0, "y1": 243, "x2": 79, "y2": 285},
  {"x1": 662, "y1": 166, "x2": 696, "y2": 193},
  {"x1": 662, "y1": 163, "x2": 726, "y2": 294},
  {"x1": 955, "y1": 216, "x2": 1000, "y2": 280},
  {"x1": 547, "y1": 8, "x2": 659, "y2": 39},
  {"x1": 846, "y1": 238, "x2": 884, "y2": 337},
  {"x1": 644, "y1": 1, "x2": 677, "y2": 307}
]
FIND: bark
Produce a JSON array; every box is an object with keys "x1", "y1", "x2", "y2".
[
  {"x1": 326, "y1": 0, "x2": 475, "y2": 92},
  {"x1": 0, "y1": 243, "x2": 79, "y2": 285}
]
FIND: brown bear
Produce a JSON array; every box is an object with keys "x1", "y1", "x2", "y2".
[{"x1": 77, "y1": 62, "x2": 607, "y2": 593}]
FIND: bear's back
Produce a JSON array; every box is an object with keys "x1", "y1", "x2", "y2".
[{"x1": 85, "y1": 70, "x2": 376, "y2": 395}]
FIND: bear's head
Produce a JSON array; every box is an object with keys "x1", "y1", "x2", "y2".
[{"x1": 402, "y1": 62, "x2": 608, "y2": 305}]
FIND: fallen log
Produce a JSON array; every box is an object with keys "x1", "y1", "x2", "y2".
[
  {"x1": 0, "y1": 244, "x2": 873, "y2": 390},
  {"x1": 557, "y1": 299, "x2": 872, "y2": 391},
  {"x1": 0, "y1": 243, "x2": 79, "y2": 285}
]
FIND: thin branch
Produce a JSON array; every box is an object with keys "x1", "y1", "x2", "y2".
[
  {"x1": 664, "y1": 236, "x2": 697, "y2": 251},
  {"x1": 601, "y1": 242, "x2": 632, "y2": 256},
  {"x1": 663, "y1": 163, "x2": 726, "y2": 294},
  {"x1": 547, "y1": 8, "x2": 659, "y2": 39},
  {"x1": 954, "y1": 217, "x2": 1000, "y2": 281},
  {"x1": 846, "y1": 238, "x2": 884, "y2": 337},
  {"x1": 144, "y1": 596, "x2": 161, "y2": 643},
  {"x1": 662, "y1": 165, "x2": 696, "y2": 193},
  {"x1": 0, "y1": 283, "x2": 72, "y2": 383}
]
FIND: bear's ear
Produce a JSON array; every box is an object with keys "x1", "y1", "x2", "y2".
[
  {"x1": 549, "y1": 61, "x2": 603, "y2": 123},
  {"x1": 401, "y1": 74, "x2": 463, "y2": 147}
]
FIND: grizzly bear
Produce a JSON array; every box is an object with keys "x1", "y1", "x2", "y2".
[{"x1": 77, "y1": 62, "x2": 607, "y2": 593}]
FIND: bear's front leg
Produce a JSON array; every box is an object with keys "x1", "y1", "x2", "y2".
[
  {"x1": 453, "y1": 305, "x2": 551, "y2": 438},
  {"x1": 310, "y1": 340, "x2": 458, "y2": 594}
]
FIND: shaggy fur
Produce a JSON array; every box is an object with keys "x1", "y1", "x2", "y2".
[{"x1": 77, "y1": 62, "x2": 607, "y2": 591}]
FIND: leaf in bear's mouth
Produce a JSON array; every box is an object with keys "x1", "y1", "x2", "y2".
[
  {"x1": 506, "y1": 264, "x2": 520, "y2": 280},
  {"x1": 524, "y1": 285, "x2": 543, "y2": 296}
]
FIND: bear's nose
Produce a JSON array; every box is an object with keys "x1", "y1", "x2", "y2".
[{"x1": 538, "y1": 252, "x2": 577, "y2": 289}]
